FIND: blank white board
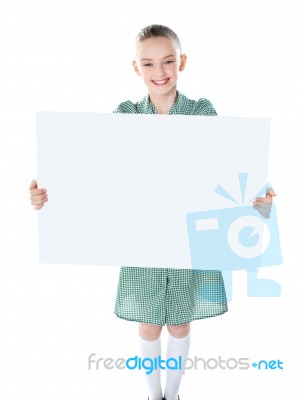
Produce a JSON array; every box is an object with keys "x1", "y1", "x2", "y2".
[{"x1": 37, "y1": 113, "x2": 270, "y2": 269}]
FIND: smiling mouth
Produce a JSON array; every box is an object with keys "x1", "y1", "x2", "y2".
[{"x1": 152, "y1": 78, "x2": 169, "y2": 85}]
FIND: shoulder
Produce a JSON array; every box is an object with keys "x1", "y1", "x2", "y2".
[
  {"x1": 113, "y1": 100, "x2": 137, "y2": 114},
  {"x1": 178, "y1": 92, "x2": 218, "y2": 116},
  {"x1": 113, "y1": 96, "x2": 149, "y2": 114},
  {"x1": 193, "y1": 98, "x2": 218, "y2": 116}
]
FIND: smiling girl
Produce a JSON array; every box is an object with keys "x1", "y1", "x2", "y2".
[{"x1": 29, "y1": 24, "x2": 275, "y2": 400}]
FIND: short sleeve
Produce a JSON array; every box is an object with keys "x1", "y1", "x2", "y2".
[
  {"x1": 193, "y1": 98, "x2": 218, "y2": 116},
  {"x1": 113, "y1": 101, "x2": 138, "y2": 114}
]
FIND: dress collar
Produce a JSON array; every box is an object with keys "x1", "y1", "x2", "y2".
[{"x1": 144, "y1": 91, "x2": 182, "y2": 114}]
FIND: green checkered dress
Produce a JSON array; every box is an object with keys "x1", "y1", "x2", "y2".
[{"x1": 113, "y1": 91, "x2": 228, "y2": 325}]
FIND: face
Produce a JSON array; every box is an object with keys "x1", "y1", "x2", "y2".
[{"x1": 133, "y1": 36, "x2": 187, "y2": 97}]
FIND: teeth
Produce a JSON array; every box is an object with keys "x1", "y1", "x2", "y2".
[{"x1": 153, "y1": 79, "x2": 168, "y2": 85}]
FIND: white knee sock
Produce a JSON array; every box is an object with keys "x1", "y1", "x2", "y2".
[
  {"x1": 164, "y1": 332, "x2": 191, "y2": 400},
  {"x1": 139, "y1": 336, "x2": 163, "y2": 400}
]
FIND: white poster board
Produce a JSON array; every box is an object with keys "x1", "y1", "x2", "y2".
[{"x1": 37, "y1": 113, "x2": 274, "y2": 269}]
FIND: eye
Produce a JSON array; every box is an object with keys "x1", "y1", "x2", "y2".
[
  {"x1": 164, "y1": 60, "x2": 175, "y2": 64},
  {"x1": 142, "y1": 63, "x2": 153, "y2": 67}
]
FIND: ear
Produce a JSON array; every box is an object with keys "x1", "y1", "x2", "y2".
[
  {"x1": 179, "y1": 54, "x2": 187, "y2": 71},
  {"x1": 132, "y1": 60, "x2": 141, "y2": 76}
]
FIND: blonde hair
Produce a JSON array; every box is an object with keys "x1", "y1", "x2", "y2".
[{"x1": 136, "y1": 24, "x2": 182, "y2": 54}]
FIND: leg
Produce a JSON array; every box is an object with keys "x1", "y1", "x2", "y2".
[
  {"x1": 139, "y1": 323, "x2": 164, "y2": 400},
  {"x1": 164, "y1": 323, "x2": 191, "y2": 400},
  {"x1": 139, "y1": 322, "x2": 163, "y2": 340},
  {"x1": 166, "y1": 323, "x2": 190, "y2": 339}
]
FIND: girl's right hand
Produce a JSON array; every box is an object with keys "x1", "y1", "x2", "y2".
[{"x1": 29, "y1": 179, "x2": 48, "y2": 210}]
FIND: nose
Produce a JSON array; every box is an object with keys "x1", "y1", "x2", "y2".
[{"x1": 153, "y1": 63, "x2": 166, "y2": 78}]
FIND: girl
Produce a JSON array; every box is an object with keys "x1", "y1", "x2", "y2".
[{"x1": 30, "y1": 24, "x2": 275, "y2": 400}]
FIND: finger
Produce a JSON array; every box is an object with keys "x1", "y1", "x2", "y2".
[
  {"x1": 266, "y1": 188, "x2": 277, "y2": 198},
  {"x1": 253, "y1": 197, "x2": 272, "y2": 205},
  {"x1": 31, "y1": 197, "x2": 48, "y2": 206},
  {"x1": 29, "y1": 179, "x2": 37, "y2": 190},
  {"x1": 30, "y1": 189, "x2": 47, "y2": 198},
  {"x1": 29, "y1": 179, "x2": 47, "y2": 195},
  {"x1": 253, "y1": 201, "x2": 272, "y2": 210},
  {"x1": 34, "y1": 204, "x2": 44, "y2": 210},
  {"x1": 30, "y1": 192, "x2": 48, "y2": 200}
]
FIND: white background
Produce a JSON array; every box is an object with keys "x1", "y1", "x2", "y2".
[{"x1": 0, "y1": 0, "x2": 299, "y2": 399}]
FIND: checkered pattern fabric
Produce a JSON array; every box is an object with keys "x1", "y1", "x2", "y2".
[
  {"x1": 113, "y1": 91, "x2": 218, "y2": 116},
  {"x1": 114, "y1": 267, "x2": 227, "y2": 325},
  {"x1": 113, "y1": 91, "x2": 228, "y2": 325}
]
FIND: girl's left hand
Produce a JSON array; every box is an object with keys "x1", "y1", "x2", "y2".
[{"x1": 253, "y1": 188, "x2": 277, "y2": 219}]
